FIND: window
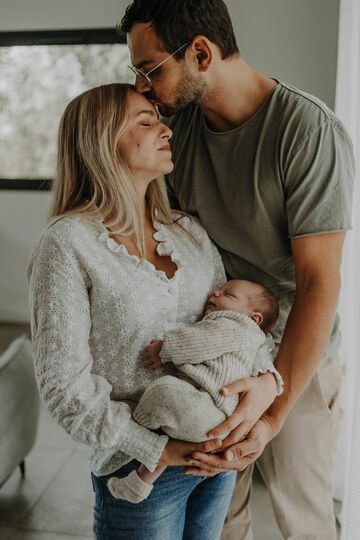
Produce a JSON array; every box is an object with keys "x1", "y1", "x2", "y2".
[{"x1": 0, "y1": 29, "x2": 132, "y2": 190}]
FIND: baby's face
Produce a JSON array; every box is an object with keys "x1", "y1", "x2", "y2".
[{"x1": 205, "y1": 280, "x2": 257, "y2": 317}]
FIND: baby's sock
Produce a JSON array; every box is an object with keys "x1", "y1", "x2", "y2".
[{"x1": 107, "y1": 470, "x2": 153, "y2": 503}]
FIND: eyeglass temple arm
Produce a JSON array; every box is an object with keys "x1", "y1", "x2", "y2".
[{"x1": 146, "y1": 41, "x2": 190, "y2": 76}]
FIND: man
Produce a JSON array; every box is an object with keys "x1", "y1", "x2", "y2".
[{"x1": 120, "y1": 1, "x2": 355, "y2": 538}]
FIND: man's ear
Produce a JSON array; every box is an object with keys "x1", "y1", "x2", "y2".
[
  {"x1": 251, "y1": 312, "x2": 263, "y2": 326},
  {"x1": 190, "y1": 36, "x2": 212, "y2": 71}
]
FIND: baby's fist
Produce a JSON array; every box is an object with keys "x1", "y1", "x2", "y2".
[{"x1": 144, "y1": 340, "x2": 163, "y2": 369}]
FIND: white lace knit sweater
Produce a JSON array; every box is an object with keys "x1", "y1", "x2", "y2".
[{"x1": 27, "y1": 213, "x2": 279, "y2": 476}]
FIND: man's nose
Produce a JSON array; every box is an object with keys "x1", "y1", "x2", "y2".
[{"x1": 214, "y1": 289, "x2": 222, "y2": 297}]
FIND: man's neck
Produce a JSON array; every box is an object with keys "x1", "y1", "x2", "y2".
[{"x1": 200, "y1": 58, "x2": 278, "y2": 132}]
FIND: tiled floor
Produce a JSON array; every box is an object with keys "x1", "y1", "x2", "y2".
[{"x1": 0, "y1": 324, "x2": 339, "y2": 539}]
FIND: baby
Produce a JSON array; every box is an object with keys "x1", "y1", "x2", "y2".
[{"x1": 108, "y1": 279, "x2": 281, "y2": 503}]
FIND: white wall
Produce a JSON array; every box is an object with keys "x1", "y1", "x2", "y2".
[
  {"x1": 227, "y1": 0, "x2": 340, "y2": 109},
  {"x1": 0, "y1": 0, "x2": 340, "y2": 322},
  {"x1": 0, "y1": 192, "x2": 51, "y2": 321}
]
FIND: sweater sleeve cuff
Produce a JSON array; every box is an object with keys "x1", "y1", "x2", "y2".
[
  {"x1": 252, "y1": 335, "x2": 284, "y2": 395},
  {"x1": 159, "y1": 337, "x2": 175, "y2": 363},
  {"x1": 137, "y1": 432, "x2": 169, "y2": 472},
  {"x1": 159, "y1": 350, "x2": 171, "y2": 363},
  {"x1": 253, "y1": 365, "x2": 284, "y2": 396}
]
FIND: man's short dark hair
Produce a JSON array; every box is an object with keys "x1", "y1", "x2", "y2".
[{"x1": 120, "y1": 0, "x2": 239, "y2": 60}]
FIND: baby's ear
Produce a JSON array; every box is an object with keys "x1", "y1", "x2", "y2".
[{"x1": 251, "y1": 312, "x2": 263, "y2": 326}]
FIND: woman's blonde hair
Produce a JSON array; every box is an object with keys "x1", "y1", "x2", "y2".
[{"x1": 50, "y1": 83, "x2": 174, "y2": 257}]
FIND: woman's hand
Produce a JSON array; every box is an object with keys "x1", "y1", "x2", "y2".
[
  {"x1": 207, "y1": 372, "x2": 278, "y2": 449},
  {"x1": 159, "y1": 438, "x2": 223, "y2": 467},
  {"x1": 144, "y1": 340, "x2": 164, "y2": 369}
]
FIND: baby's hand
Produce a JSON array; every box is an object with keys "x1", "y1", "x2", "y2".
[{"x1": 144, "y1": 340, "x2": 164, "y2": 369}]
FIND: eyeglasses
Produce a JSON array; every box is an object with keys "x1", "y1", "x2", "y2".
[{"x1": 128, "y1": 41, "x2": 190, "y2": 88}]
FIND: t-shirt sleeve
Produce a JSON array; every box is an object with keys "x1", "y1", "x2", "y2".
[{"x1": 284, "y1": 119, "x2": 355, "y2": 238}]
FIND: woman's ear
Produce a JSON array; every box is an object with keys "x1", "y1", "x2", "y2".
[
  {"x1": 251, "y1": 312, "x2": 263, "y2": 326},
  {"x1": 191, "y1": 36, "x2": 212, "y2": 72}
]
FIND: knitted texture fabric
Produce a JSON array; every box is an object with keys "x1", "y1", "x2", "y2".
[
  {"x1": 107, "y1": 470, "x2": 153, "y2": 503},
  {"x1": 160, "y1": 310, "x2": 269, "y2": 417},
  {"x1": 27, "y1": 213, "x2": 226, "y2": 475}
]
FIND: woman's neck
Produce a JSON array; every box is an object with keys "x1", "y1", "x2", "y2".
[{"x1": 135, "y1": 181, "x2": 153, "y2": 226}]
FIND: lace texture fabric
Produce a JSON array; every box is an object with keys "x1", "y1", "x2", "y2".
[{"x1": 27, "y1": 213, "x2": 227, "y2": 474}]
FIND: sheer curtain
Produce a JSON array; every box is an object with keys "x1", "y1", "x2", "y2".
[{"x1": 335, "y1": 0, "x2": 360, "y2": 538}]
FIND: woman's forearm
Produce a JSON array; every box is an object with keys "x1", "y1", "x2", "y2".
[{"x1": 29, "y1": 231, "x2": 168, "y2": 472}]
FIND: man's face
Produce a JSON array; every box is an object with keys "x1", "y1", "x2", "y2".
[{"x1": 127, "y1": 23, "x2": 206, "y2": 116}]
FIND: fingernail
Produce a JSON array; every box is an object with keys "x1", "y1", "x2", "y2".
[
  {"x1": 221, "y1": 387, "x2": 228, "y2": 394},
  {"x1": 226, "y1": 451, "x2": 234, "y2": 461}
]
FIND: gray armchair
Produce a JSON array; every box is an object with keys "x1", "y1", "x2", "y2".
[{"x1": 0, "y1": 335, "x2": 39, "y2": 487}]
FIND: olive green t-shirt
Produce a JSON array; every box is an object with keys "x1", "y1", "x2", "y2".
[{"x1": 165, "y1": 81, "x2": 355, "y2": 356}]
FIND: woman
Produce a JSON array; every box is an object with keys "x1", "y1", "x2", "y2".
[{"x1": 28, "y1": 84, "x2": 275, "y2": 539}]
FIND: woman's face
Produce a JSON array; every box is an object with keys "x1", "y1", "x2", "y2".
[{"x1": 118, "y1": 90, "x2": 174, "y2": 183}]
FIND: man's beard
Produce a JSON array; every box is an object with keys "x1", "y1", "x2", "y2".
[{"x1": 145, "y1": 66, "x2": 207, "y2": 117}]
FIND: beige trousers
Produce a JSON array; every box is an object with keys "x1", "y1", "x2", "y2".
[{"x1": 221, "y1": 355, "x2": 342, "y2": 540}]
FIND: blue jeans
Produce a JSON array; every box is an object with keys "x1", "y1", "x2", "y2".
[{"x1": 92, "y1": 460, "x2": 236, "y2": 540}]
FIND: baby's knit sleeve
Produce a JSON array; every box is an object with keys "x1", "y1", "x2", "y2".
[
  {"x1": 160, "y1": 317, "x2": 242, "y2": 365},
  {"x1": 28, "y1": 231, "x2": 168, "y2": 472},
  {"x1": 252, "y1": 336, "x2": 284, "y2": 395}
]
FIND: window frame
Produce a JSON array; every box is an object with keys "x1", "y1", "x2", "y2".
[{"x1": 0, "y1": 28, "x2": 126, "y2": 191}]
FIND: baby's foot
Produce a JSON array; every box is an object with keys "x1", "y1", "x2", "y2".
[{"x1": 107, "y1": 470, "x2": 153, "y2": 503}]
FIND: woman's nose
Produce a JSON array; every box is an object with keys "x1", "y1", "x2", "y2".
[{"x1": 160, "y1": 124, "x2": 172, "y2": 141}]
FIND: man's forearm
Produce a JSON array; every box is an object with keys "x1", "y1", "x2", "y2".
[{"x1": 267, "y1": 278, "x2": 340, "y2": 431}]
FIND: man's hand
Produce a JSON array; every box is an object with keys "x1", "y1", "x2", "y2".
[
  {"x1": 182, "y1": 372, "x2": 279, "y2": 477},
  {"x1": 184, "y1": 413, "x2": 279, "y2": 476},
  {"x1": 159, "y1": 438, "x2": 222, "y2": 467},
  {"x1": 144, "y1": 340, "x2": 164, "y2": 369},
  {"x1": 206, "y1": 372, "x2": 278, "y2": 448}
]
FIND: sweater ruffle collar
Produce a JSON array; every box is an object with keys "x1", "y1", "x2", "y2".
[{"x1": 95, "y1": 218, "x2": 182, "y2": 283}]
